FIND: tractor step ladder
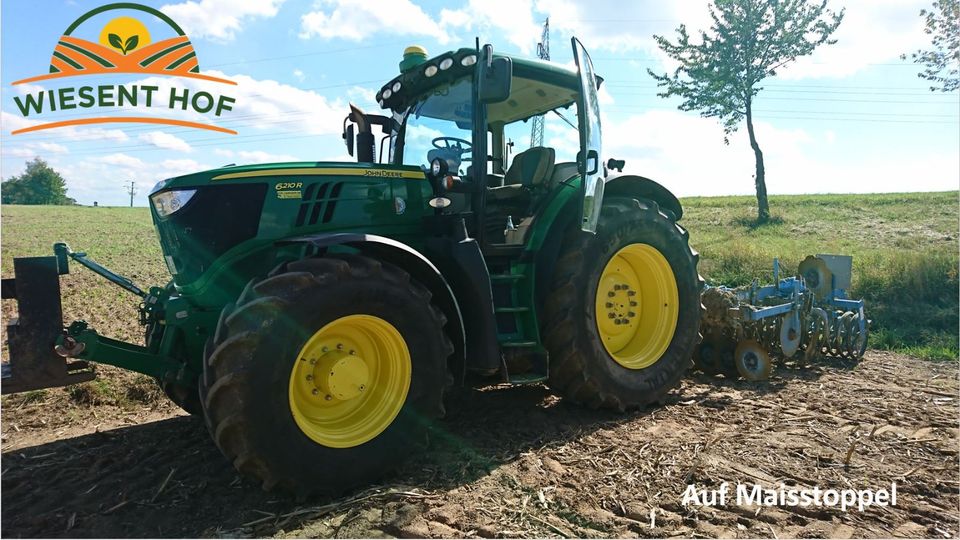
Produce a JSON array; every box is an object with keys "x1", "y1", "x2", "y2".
[{"x1": 489, "y1": 265, "x2": 548, "y2": 384}]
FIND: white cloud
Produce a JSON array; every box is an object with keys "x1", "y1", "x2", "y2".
[
  {"x1": 300, "y1": 0, "x2": 448, "y2": 43},
  {"x1": 2, "y1": 111, "x2": 129, "y2": 142},
  {"x1": 778, "y1": 0, "x2": 929, "y2": 80},
  {"x1": 160, "y1": 0, "x2": 285, "y2": 41},
  {"x1": 139, "y1": 131, "x2": 192, "y2": 152},
  {"x1": 96, "y1": 153, "x2": 148, "y2": 169},
  {"x1": 293, "y1": 69, "x2": 305, "y2": 82},
  {"x1": 2, "y1": 141, "x2": 69, "y2": 158},
  {"x1": 57, "y1": 155, "x2": 215, "y2": 206},
  {"x1": 214, "y1": 148, "x2": 300, "y2": 163},
  {"x1": 600, "y1": 109, "x2": 959, "y2": 198},
  {"x1": 440, "y1": 0, "x2": 542, "y2": 53}
]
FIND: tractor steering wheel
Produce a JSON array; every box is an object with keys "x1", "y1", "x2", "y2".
[{"x1": 431, "y1": 137, "x2": 472, "y2": 159}]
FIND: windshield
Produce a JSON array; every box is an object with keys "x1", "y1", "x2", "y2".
[{"x1": 394, "y1": 77, "x2": 473, "y2": 175}]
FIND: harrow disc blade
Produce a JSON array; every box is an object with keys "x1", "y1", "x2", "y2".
[
  {"x1": 780, "y1": 312, "x2": 802, "y2": 358},
  {"x1": 799, "y1": 256, "x2": 832, "y2": 298}
]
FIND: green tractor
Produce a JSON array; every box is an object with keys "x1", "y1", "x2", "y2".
[{"x1": 2, "y1": 39, "x2": 702, "y2": 495}]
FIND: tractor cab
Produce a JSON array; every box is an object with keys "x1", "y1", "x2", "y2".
[{"x1": 343, "y1": 40, "x2": 605, "y2": 246}]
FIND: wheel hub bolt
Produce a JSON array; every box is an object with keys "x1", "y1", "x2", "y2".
[
  {"x1": 321, "y1": 346, "x2": 329, "y2": 352},
  {"x1": 306, "y1": 374, "x2": 313, "y2": 381},
  {"x1": 614, "y1": 319, "x2": 622, "y2": 325},
  {"x1": 628, "y1": 312, "x2": 636, "y2": 318},
  {"x1": 336, "y1": 343, "x2": 343, "y2": 350},
  {"x1": 325, "y1": 394, "x2": 332, "y2": 401},
  {"x1": 311, "y1": 389, "x2": 319, "y2": 395},
  {"x1": 608, "y1": 313, "x2": 615, "y2": 318},
  {"x1": 349, "y1": 350, "x2": 356, "y2": 355},
  {"x1": 630, "y1": 301, "x2": 637, "y2": 306},
  {"x1": 605, "y1": 302, "x2": 613, "y2": 308},
  {"x1": 627, "y1": 291, "x2": 636, "y2": 296},
  {"x1": 608, "y1": 291, "x2": 615, "y2": 298}
]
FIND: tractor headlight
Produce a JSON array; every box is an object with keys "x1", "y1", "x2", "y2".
[
  {"x1": 439, "y1": 58, "x2": 454, "y2": 70},
  {"x1": 424, "y1": 64, "x2": 438, "y2": 77},
  {"x1": 151, "y1": 189, "x2": 197, "y2": 217},
  {"x1": 461, "y1": 54, "x2": 477, "y2": 67}
]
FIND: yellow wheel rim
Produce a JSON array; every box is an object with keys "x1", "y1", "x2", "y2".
[
  {"x1": 595, "y1": 243, "x2": 679, "y2": 369},
  {"x1": 288, "y1": 315, "x2": 411, "y2": 448}
]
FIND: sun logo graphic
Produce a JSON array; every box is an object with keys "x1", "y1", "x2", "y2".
[{"x1": 10, "y1": 2, "x2": 238, "y2": 135}]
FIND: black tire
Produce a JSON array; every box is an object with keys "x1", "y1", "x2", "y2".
[
  {"x1": 201, "y1": 253, "x2": 452, "y2": 496},
  {"x1": 693, "y1": 336, "x2": 738, "y2": 378},
  {"x1": 543, "y1": 197, "x2": 703, "y2": 411}
]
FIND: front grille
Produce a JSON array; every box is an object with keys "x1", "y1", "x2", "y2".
[
  {"x1": 155, "y1": 183, "x2": 267, "y2": 283},
  {"x1": 295, "y1": 181, "x2": 344, "y2": 227}
]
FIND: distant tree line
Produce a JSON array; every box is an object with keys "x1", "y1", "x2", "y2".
[{"x1": 1, "y1": 158, "x2": 76, "y2": 205}]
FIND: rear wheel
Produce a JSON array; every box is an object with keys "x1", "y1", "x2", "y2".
[
  {"x1": 201, "y1": 254, "x2": 451, "y2": 495},
  {"x1": 543, "y1": 198, "x2": 703, "y2": 410}
]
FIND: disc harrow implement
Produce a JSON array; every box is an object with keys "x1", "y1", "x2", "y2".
[{"x1": 695, "y1": 255, "x2": 868, "y2": 380}]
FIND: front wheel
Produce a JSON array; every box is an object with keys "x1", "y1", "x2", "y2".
[
  {"x1": 201, "y1": 254, "x2": 452, "y2": 496},
  {"x1": 543, "y1": 197, "x2": 703, "y2": 411}
]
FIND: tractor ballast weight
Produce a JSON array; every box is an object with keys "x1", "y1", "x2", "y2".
[
  {"x1": 695, "y1": 255, "x2": 868, "y2": 381},
  {"x1": 2, "y1": 39, "x2": 704, "y2": 495},
  {"x1": 1, "y1": 251, "x2": 94, "y2": 393}
]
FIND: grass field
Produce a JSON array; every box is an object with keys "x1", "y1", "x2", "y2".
[{"x1": 2, "y1": 191, "x2": 957, "y2": 360}]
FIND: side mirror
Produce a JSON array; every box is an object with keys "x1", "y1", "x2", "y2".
[
  {"x1": 343, "y1": 123, "x2": 355, "y2": 157},
  {"x1": 479, "y1": 45, "x2": 512, "y2": 104},
  {"x1": 578, "y1": 149, "x2": 599, "y2": 175}
]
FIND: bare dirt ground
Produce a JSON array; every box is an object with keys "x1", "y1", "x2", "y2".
[{"x1": 1, "y1": 351, "x2": 957, "y2": 539}]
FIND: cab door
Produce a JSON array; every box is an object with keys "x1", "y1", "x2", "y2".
[{"x1": 572, "y1": 37, "x2": 604, "y2": 233}]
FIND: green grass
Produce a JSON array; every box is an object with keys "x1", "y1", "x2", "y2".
[
  {"x1": 2, "y1": 192, "x2": 958, "y2": 361},
  {"x1": 680, "y1": 191, "x2": 959, "y2": 360}
]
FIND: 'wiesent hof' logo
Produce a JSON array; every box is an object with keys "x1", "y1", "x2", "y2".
[{"x1": 11, "y1": 2, "x2": 237, "y2": 135}]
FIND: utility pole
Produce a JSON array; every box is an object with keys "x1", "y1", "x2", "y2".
[
  {"x1": 125, "y1": 181, "x2": 137, "y2": 207},
  {"x1": 529, "y1": 18, "x2": 550, "y2": 148}
]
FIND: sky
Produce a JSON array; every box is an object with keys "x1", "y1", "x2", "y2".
[{"x1": 0, "y1": 0, "x2": 957, "y2": 207}]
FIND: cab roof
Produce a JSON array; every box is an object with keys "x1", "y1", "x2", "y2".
[{"x1": 376, "y1": 47, "x2": 583, "y2": 124}]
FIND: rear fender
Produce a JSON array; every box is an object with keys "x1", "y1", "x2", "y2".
[{"x1": 604, "y1": 174, "x2": 683, "y2": 220}]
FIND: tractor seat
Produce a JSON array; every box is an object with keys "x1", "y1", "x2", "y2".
[{"x1": 487, "y1": 147, "x2": 556, "y2": 201}]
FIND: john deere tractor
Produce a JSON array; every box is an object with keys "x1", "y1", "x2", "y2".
[{"x1": 2, "y1": 39, "x2": 702, "y2": 495}]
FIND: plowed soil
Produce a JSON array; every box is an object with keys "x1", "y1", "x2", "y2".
[{"x1": 1, "y1": 351, "x2": 957, "y2": 538}]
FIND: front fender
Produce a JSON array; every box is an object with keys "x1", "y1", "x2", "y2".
[{"x1": 277, "y1": 233, "x2": 467, "y2": 383}]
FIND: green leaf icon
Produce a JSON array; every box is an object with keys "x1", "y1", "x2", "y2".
[
  {"x1": 125, "y1": 35, "x2": 139, "y2": 53},
  {"x1": 108, "y1": 33, "x2": 123, "y2": 52}
]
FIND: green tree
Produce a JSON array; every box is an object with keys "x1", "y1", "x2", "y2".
[
  {"x1": 649, "y1": 0, "x2": 843, "y2": 223},
  {"x1": 1, "y1": 158, "x2": 76, "y2": 205},
  {"x1": 903, "y1": 0, "x2": 959, "y2": 92}
]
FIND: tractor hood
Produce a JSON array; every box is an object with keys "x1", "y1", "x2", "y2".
[
  {"x1": 149, "y1": 161, "x2": 426, "y2": 194},
  {"x1": 148, "y1": 161, "x2": 428, "y2": 287}
]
